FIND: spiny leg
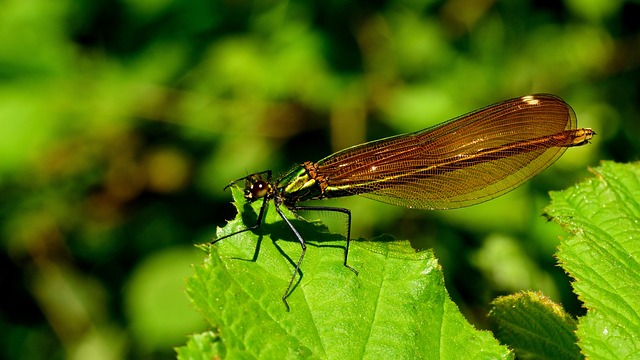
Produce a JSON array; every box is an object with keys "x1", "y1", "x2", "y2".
[
  {"x1": 210, "y1": 195, "x2": 269, "y2": 245},
  {"x1": 212, "y1": 169, "x2": 273, "y2": 244},
  {"x1": 293, "y1": 205, "x2": 358, "y2": 275},
  {"x1": 275, "y1": 203, "x2": 306, "y2": 312}
]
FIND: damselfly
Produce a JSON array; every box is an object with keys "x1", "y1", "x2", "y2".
[{"x1": 213, "y1": 94, "x2": 594, "y2": 310}]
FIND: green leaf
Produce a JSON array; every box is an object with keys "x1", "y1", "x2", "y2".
[
  {"x1": 545, "y1": 161, "x2": 640, "y2": 358},
  {"x1": 175, "y1": 331, "x2": 222, "y2": 360},
  {"x1": 489, "y1": 291, "x2": 581, "y2": 359},
  {"x1": 185, "y1": 186, "x2": 512, "y2": 359}
]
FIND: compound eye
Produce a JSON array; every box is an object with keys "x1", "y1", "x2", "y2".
[{"x1": 249, "y1": 180, "x2": 269, "y2": 199}]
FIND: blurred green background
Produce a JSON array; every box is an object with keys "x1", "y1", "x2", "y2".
[{"x1": 0, "y1": 0, "x2": 637, "y2": 358}]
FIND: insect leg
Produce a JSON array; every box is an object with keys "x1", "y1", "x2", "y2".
[
  {"x1": 210, "y1": 195, "x2": 269, "y2": 244},
  {"x1": 292, "y1": 205, "x2": 358, "y2": 275},
  {"x1": 275, "y1": 203, "x2": 306, "y2": 312}
]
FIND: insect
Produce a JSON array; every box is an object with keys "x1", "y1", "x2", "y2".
[{"x1": 213, "y1": 94, "x2": 594, "y2": 310}]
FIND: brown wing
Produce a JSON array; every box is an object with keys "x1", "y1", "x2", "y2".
[{"x1": 316, "y1": 94, "x2": 590, "y2": 209}]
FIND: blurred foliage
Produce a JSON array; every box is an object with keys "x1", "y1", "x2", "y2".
[{"x1": 0, "y1": 0, "x2": 637, "y2": 359}]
